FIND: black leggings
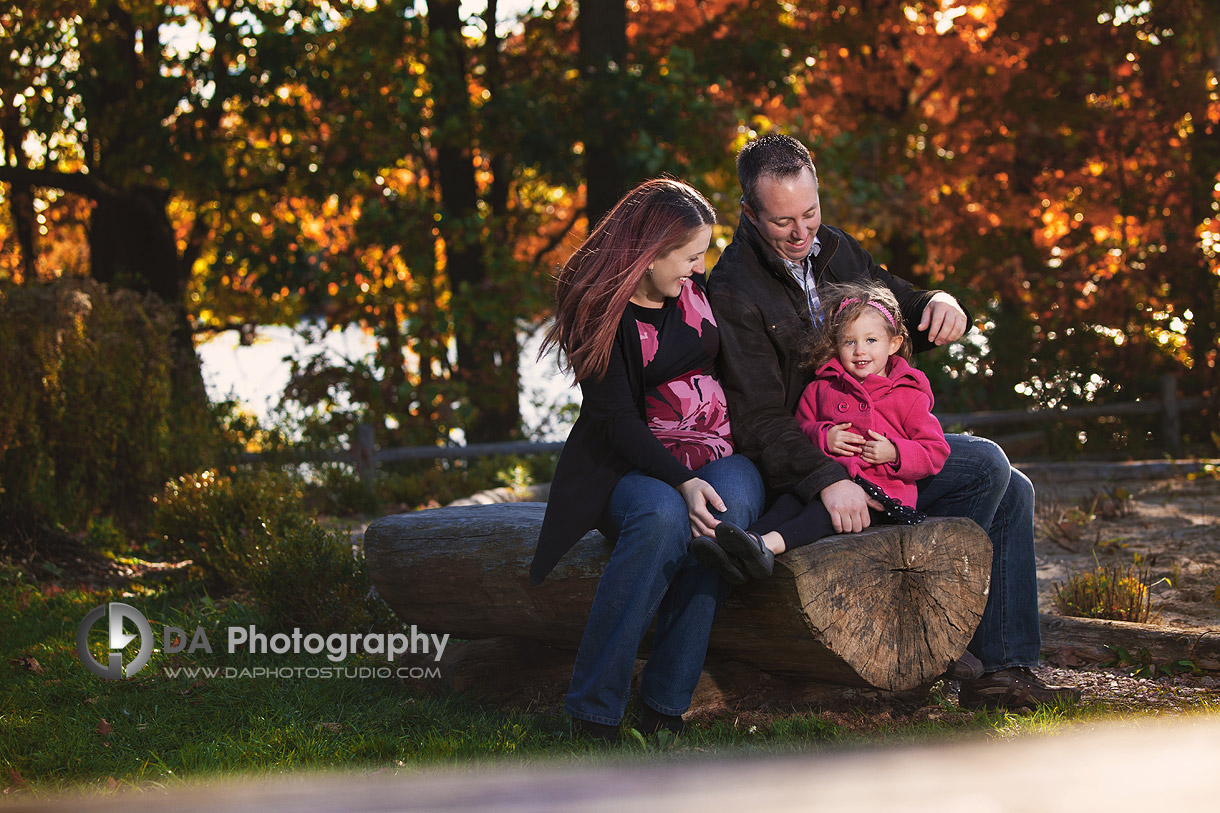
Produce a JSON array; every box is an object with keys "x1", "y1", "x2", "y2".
[{"x1": 749, "y1": 493, "x2": 889, "y2": 551}]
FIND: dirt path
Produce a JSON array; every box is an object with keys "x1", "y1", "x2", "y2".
[{"x1": 1023, "y1": 461, "x2": 1220, "y2": 630}]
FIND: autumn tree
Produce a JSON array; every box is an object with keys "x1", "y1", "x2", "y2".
[
  {"x1": 665, "y1": 0, "x2": 1218, "y2": 426},
  {"x1": 0, "y1": 0, "x2": 327, "y2": 416}
]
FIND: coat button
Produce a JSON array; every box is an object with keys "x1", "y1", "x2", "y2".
[
  {"x1": 859, "y1": 403, "x2": 868, "y2": 412},
  {"x1": 837, "y1": 402, "x2": 849, "y2": 413}
]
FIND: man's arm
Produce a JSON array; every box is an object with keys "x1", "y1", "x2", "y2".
[{"x1": 823, "y1": 227, "x2": 972, "y2": 351}]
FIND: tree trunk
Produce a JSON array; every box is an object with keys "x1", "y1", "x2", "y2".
[
  {"x1": 428, "y1": 0, "x2": 521, "y2": 443},
  {"x1": 578, "y1": 0, "x2": 629, "y2": 227},
  {"x1": 362, "y1": 503, "x2": 992, "y2": 692}
]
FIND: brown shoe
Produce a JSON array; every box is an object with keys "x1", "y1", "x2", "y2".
[{"x1": 958, "y1": 667, "x2": 1082, "y2": 711}]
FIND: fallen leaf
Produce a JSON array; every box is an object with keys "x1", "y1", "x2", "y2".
[
  {"x1": 97, "y1": 718, "x2": 113, "y2": 736},
  {"x1": 9, "y1": 770, "x2": 25, "y2": 787},
  {"x1": 41, "y1": 584, "x2": 65, "y2": 597},
  {"x1": 106, "y1": 777, "x2": 120, "y2": 791},
  {"x1": 316, "y1": 722, "x2": 344, "y2": 732},
  {"x1": 9, "y1": 657, "x2": 42, "y2": 674}
]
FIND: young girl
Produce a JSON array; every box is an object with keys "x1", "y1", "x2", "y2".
[{"x1": 691, "y1": 282, "x2": 951, "y2": 583}]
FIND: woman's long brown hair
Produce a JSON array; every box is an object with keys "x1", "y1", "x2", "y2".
[{"x1": 540, "y1": 178, "x2": 716, "y2": 381}]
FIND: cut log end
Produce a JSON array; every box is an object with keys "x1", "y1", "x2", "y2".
[{"x1": 714, "y1": 517, "x2": 991, "y2": 690}]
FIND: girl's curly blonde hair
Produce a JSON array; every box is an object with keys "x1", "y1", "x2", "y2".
[{"x1": 801, "y1": 281, "x2": 912, "y2": 370}]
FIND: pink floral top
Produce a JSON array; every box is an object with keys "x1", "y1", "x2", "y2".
[{"x1": 631, "y1": 277, "x2": 733, "y2": 470}]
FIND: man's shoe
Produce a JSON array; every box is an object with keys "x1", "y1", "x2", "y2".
[
  {"x1": 638, "y1": 704, "x2": 685, "y2": 736},
  {"x1": 958, "y1": 667, "x2": 1082, "y2": 711},
  {"x1": 715, "y1": 522, "x2": 774, "y2": 580},
  {"x1": 690, "y1": 535, "x2": 748, "y2": 585}
]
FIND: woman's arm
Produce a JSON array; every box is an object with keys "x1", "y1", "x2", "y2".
[{"x1": 578, "y1": 334, "x2": 693, "y2": 488}]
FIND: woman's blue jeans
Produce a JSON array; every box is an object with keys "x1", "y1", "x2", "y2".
[
  {"x1": 916, "y1": 433, "x2": 1040, "y2": 672},
  {"x1": 565, "y1": 454, "x2": 764, "y2": 726}
]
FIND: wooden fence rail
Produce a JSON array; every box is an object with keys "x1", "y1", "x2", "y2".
[{"x1": 241, "y1": 374, "x2": 1209, "y2": 481}]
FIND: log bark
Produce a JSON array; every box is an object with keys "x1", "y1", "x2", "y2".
[{"x1": 363, "y1": 504, "x2": 992, "y2": 692}]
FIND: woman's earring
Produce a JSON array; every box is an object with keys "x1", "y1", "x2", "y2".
[{"x1": 646, "y1": 266, "x2": 654, "y2": 277}]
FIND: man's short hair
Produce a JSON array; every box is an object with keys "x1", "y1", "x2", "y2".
[{"x1": 736, "y1": 134, "x2": 817, "y2": 213}]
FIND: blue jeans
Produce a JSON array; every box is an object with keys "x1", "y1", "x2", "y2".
[
  {"x1": 916, "y1": 433, "x2": 1040, "y2": 672},
  {"x1": 565, "y1": 454, "x2": 764, "y2": 725}
]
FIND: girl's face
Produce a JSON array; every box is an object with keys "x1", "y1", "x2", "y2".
[
  {"x1": 632, "y1": 225, "x2": 713, "y2": 306},
  {"x1": 836, "y1": 308, "x2": 903, "y2": 380}
]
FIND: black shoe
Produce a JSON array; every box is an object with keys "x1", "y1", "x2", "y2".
[
  {"x1": 690, "y1": 535, "x2": 748, "y2": 585},
  {"x1": 715, "y1": 522, "x2": 774, "y2": 580},
  {"x1": 571, "y1": 717, "x2": 620, "y2": 744},
  {"x1": 638, "y1": 704, "x2": 685, "y2": 736},
  {"x1": 958, "y1": 667, "x2": 1082, "y2": 711}
]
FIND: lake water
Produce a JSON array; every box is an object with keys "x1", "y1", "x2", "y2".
[{"x1": 196, "y1": 322, "x2": 580, "y2": 442}]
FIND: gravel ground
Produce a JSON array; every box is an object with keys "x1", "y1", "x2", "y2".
[{"x1": 969, "y1": 665, "x2": 1220, "y2": 713}]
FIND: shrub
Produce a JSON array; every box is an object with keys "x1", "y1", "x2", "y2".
[
  {"x1": 151, "y1": 468, "x2": 307, "y2": 582},
  {"x1": 303, "y1": 464, "x2": 380, "y2": 517},
  {"x1": 0, "y1": 278, "x2": 218, "y2": 536},
  {"x1": 1052, "y1": 560, "x2": 1158, "y2": 623},
  {"x1": 247, "y1": 515, "x2": 397, "y2": 634},
  {"x1": 375, "y1": 454, "x2": 558, "y2": 511}
]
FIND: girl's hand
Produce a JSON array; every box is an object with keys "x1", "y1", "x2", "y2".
[
  {"x1": 678, "y1": 478, "x2": 726, "y2": 538},
  {"x1": 826, "y1": 423, "x2": 865, "y2": 456},
  {"x1": 861, "y1": 430, "x2": 897, "y2": 465}
]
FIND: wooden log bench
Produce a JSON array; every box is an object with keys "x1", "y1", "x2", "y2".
[{"x1": 363, "y1": 502, "x2": 992, "y2": 696}]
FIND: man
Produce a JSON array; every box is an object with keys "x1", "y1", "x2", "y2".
[{"x1": 708, "y1": 133, "x2": 1078, "y2": 711}]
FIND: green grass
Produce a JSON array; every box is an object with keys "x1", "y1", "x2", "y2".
[{"x1": 3, "y1": 561, "x2": 1218, "y2": 798}]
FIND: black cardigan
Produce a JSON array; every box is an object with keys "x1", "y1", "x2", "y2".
[{"x1": 528, "y1": 280, "x2": 708, "y2": 585}]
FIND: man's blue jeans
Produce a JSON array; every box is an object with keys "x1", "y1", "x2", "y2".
[
  {"x1": 917, "y1": 433, "x2": 1040, "y2": 672},
  {"x1": 565, "y1": 454, "x2": 764, "y2": 726}
]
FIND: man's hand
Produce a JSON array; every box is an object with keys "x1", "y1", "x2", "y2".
[
  {"x1": 826, "y1": 423, "x2": 865, "y2": 456},
  {"x1": 917, "y1": 292, "x2": 968, "y2": 346},
  {"x1": 819, "y1": 479, "x2": 881, "y2": 534},
  {"x1": 678, "y1": 477, "x2": 727, "y2": 538},
  {"x1": 860, "y1": 429, "x2": 897, "y2": 465}
]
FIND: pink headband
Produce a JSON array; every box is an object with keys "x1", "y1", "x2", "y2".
[{"x1": 836, "y1": 298, "x2": 897, "y2": 330}]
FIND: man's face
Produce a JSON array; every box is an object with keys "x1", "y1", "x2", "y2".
[{"x1": 743, "y1": 166, "x2": 822, "y2": 263}]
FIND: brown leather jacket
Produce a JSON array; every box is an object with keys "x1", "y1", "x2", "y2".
[{"x1": 708, "y1": 216, "x2": 968, "y2": 505}]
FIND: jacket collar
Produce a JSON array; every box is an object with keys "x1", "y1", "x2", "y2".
[{"x1": 735, "y1": 212, "x2": 840, "y2": 286}]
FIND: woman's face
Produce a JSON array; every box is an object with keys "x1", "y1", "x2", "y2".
[{"x1": 631, "y1": 225, "x2": 713, "y2": 307}]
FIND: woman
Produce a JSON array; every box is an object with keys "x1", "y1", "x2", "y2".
[{"x1": 530, "y1": 178, "x2": 764, "y2": 742}]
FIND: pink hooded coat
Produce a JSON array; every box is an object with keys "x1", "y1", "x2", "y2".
[{"x1": 795, "y1": 356, "x2": 950, "y2": 508}]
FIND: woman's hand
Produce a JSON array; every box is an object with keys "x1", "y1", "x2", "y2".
[
  {"x1": 826, "y1": 423, "x2": 865, "y2": 456},
  {"x1": 678, "y1": 477, "x2": 727, "y2": 538},
  {"x1": 860, "y1": 429, "x2": 897, "y2": 465}
]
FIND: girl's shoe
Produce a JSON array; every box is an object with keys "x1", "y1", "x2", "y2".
[
  {"x1": 715, "y1": 522, "x2": 775, "y2": 580},
  {"x1": 690, "y1": 535, "x2": 748, "y2": 585}
]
